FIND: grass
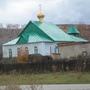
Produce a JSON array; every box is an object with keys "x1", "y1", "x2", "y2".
[{"x1": 0, "y1": 72, "x2": 90, "y2": 85}]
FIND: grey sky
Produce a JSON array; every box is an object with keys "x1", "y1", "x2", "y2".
[{"x1": 0, "y1": 0, "x2": 90, "y2": 24}]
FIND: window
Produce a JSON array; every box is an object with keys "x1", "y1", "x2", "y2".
[
  {"x1": 55, "y1": 46, "x2": 59, "y2": 54},
  {"x1": 17, "y1": 48, "x2": 20, "y2": 56},
  {"x1": 50, "y1": 46, "x2": 52, "y2": 54},
  {"x1": 34, "y1": 46, "x2": 38, "y2": 54},
  {"x1": 25, "y1": 47, "x2": 29, "y2": 55},
  {"x1": 9, "y1": 49, "x2": 12, "y2": 58},
  {"x1": 82, "y1": 51, "x2": 88, "y2": 56}
]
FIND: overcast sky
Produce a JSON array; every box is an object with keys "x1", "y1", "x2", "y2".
[{"x1": 0, "y1": 0, "x2": 90, "y2": 24}]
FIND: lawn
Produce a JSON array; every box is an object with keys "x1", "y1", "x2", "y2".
[{"x1": 0, "y1": 72, "x2": 90, "y2": 85}]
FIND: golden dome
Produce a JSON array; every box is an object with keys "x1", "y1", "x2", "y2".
[
  {"x1": 37, "y1": 10, "x2": 45, "y2": 22},
  {"x1": 37, "y1": 11, "x2": 44, "y2": 18}
]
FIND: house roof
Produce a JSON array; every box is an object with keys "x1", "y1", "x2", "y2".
[
  {"x1": 33, "y1": 21, "x2": 87, "y2": 42},
  {"x1": 67, "y1": 25, "x2": 80, "y2": 34},
  {"x1": 3, "y1": 37, "x2": 20, "y2": 45},
  {"x1": 3, "y1": 21, "x2": 87, "y2": 46},
  {"x1": 58, "y1": 24, "x2": 90, "y2": 41},
  {"x1": 17, "y1": 21, "x2": 53, "y2": 44}
]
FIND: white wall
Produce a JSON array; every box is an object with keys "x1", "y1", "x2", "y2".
[
  {"x1": 44, "y1": 43, "x2": 57, "y2": 55},
  {"x1": 2, "y1": 42, "x2": 57, "y2": 58}
]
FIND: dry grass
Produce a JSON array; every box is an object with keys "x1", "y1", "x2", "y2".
[
  {"x1": 0, "y1": 72, "x2": 90, "y2": 85},
  {"x1": 5, "y1": 85, "x2": 21, "y2": 90}
]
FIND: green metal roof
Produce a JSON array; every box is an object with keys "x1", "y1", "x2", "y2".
[
  {"x1": 33, "y1": 21, "x2": 87, "y2": 42},
  {"x1": 17, "y1": 21, "x2": 53, "y2": 44},
  {"x1": 3, "y1": 21, "x2": 88, "y2": 45},
  {"x1": 3, "y1": 37, "x2": 20, "y2": 45},
  {"x1": 69, "y1": 35, "x2": 87, "y2": 42},
  {"x1": 67, "y1": 25, "x2": 80, "y2": 34}
]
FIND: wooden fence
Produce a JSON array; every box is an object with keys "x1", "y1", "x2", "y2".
[{"x1": 0, "y1": 57, "x2": 90, "y2": 73}]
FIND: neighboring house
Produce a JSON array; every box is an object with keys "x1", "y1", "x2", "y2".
[
  {"x1": 59, "y1": 42, "x2": 90, "y2": 59},
  {"x1": 2, "y1": 11, "x2": 87, "y2": 58},
  {"x1": 58, "y1": 25, "x2": 90, "y2": 59}
]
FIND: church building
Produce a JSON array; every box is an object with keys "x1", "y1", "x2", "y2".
[{"x1": 2, "y1": 9, "x2": 87, "y2": 58}]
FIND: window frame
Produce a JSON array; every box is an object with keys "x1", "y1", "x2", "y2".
[
  {"x1": 25, "y1": 47, "x2": 29, "y2": 55},
  {"x1": 55, "y1": 46, "x2": 59, "y2": 54},
  {"x1": 34, "y1": 46, "x2": 38, "y2": 54},
  {"x1": 9, "y1": 49, "x2": 12, "y2": 58}
]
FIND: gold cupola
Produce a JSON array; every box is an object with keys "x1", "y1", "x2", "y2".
[{"x1": 37, "y1": 5, "x2": 45, "y2": 22}]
